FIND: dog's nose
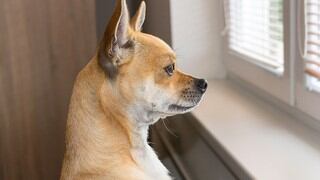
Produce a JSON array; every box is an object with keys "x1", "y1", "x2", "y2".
[{"x1": 195, "y1": 79, "x2": 208, "y2": 93}]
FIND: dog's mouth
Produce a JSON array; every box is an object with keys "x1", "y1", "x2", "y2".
[{"x1": 168, "y1": 104, "x2": 195, "y2": 112}]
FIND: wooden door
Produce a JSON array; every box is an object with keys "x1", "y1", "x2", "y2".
[{"x1": 0, "y1": 0, "x2": 97, "y2": 179}]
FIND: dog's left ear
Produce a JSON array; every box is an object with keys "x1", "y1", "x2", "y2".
[
  {"x1": 130, "y1": 1, "x2": 146, "y2": 31},
  {"x1": 98, "y1": 0, "x2": 133, "y2": 79}
]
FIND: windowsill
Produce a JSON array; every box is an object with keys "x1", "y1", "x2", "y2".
[{"x1": 192, "y1": 79, "x2": 320, "y2": 180}]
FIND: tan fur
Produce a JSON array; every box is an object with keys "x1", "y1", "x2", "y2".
[
  {"x1": 60, "y1": 1, "x2": 206, "y2": 179},
  {"x1": 61, "y1": 59, "x2": 150, "y2": 180}
]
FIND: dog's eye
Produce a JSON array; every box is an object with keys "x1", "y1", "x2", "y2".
[{"x1": 164, "y1": 64, "x2": 175, "y2": 76}]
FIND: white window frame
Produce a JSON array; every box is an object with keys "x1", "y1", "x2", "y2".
[
  {"x1": 295, "y1": 0, "x2": 320, "y2": 120},
  {"x1": 224, "y1": 0, "x2": 292, "y2": 105}
]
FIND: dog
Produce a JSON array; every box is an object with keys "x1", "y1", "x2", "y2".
[{"x1": 60, "y1": 0, "x2": 207, "y2": 179}]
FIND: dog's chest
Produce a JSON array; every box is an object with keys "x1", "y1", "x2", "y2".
[{"x1": 131, "y1": 145, "x2": 171, "y2": 180}]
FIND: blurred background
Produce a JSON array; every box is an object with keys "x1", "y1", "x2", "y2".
[{"x1": 1, "y1": 0, "x2": 320, "y2": 180}]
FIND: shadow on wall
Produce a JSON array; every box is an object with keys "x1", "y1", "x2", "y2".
[
  {"x1": 143, "y1": 0, "x2": 172, "y2": 45},
  {"x1": 96, "y1": 0, "x2": 140, "y2": 41}
]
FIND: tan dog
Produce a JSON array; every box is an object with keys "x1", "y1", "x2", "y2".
[{"x1": 60, "y1": 0, "x2": 207, "y2": 179}]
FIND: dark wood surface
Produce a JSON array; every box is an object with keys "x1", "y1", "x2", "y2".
[
  {"x1": 0, "y1": 0, "x2": 97, "y2": 179},
  {"x1": 154, "y1": 115, "x2": 239, "y2": 180}
]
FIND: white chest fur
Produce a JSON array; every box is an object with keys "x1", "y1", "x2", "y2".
[
  {"x1": 127, "y1": 105, "x2": 172, "y2": 180},
  {"x1": 131, "y1": 143, "x2": 171, "y2": 180}
]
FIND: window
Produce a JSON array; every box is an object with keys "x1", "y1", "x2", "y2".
[
  {"x1": 304, "y1": 0, "x2": 320, "y2": 92},
  {"x1": 228, "y1": 0, "x2": 284, "y2": 74},
  {"x1": 224, "y1": 0, "x2": 320, "y2": 120},
  {"x1": 295, "y1": 0, "x2": 320, "y2": 120},
  {"x1": 224, "y1": 0, "x2": 291, "y2": 104}
]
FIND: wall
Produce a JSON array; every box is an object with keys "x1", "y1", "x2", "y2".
[
  {"x1": 0, "y1": 0, "x2": 97, "y2": 179},
  {"x1": 96, "y1": 0, "x2": 140, "y2": 41},
  {"x1": 170, "y1": 0, "x2": 226, "y2": 79},
  {"x1": 143, "y1": 0, "x2": 172, "y2": 45},
  {"x1": 96, "y1": 0, "x2": 115, "y2": 41},
  {"x1": 144, "y1": 0, "x2": 226, "y2": 79}
]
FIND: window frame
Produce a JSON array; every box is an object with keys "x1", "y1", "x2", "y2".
[
  {"x1": 224, "y1": 0, "x2": 293, "y2": 104},
  {"x1": 225, "y1": 0, "x2": 320, "y2": 121},
  {"x1": 295, "y1": 0, "x2": 320, "y2": 120},
  {"x1": 227, "y1": 0, "x2": 285, "y2": 75}
]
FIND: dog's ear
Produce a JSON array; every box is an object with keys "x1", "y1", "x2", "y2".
[
  {"x1": 107, "y1": 0, "x2": 131, "y2": 57},
  {"x1": 98, "y1": 0, "x2": 133, "y2": 79},
  {"x1": 130, "y1": 1, "x2": 146, "y2": 31}
]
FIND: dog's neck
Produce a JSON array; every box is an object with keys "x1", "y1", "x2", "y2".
[
  {"x1": 99, "y1": 76, "x2": 155, "y2": 151},
  {"x1": 65, "y1": 58, "x2": 158, "y2": 168}
]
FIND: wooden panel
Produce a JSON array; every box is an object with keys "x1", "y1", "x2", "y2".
[
  {"x1": 143, "y1": 0, "x2": 172, "y2": 45},
  {"x1": 0, "y1": 0, "x2": 97, "y2": 179}
]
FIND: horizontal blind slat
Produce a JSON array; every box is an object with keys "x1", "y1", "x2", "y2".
[
  {"x1": 230, "y1": 42, "x2": 283, "y2": 59},
  {"x1": 305, "y1": 0, "x2": 320, "y2": 84},
  {"x1": 305, "y1": 0, "x2": 320, "y2": 82},
  {"x1": 230, "y1": 45, "x2": 283, "y2": 68},
  {"x1": 307, "y1": 50, "x2": 320, "y2": 57},
  {"x1": 308, "y1": 31, "x2": 320, "y2": 36},
  {"x1": 305, "y1": 67, "x2": 320, "y2": 79},
  {"x1": 228, "y1": 17, "x2": 283, "y2": 30},
  {"x1": 307, "y1": 22, "x2": 320, "y2": 26},
  {"x1": 231, "y1": 44, "x2": 282, "y2": 65},
  {"x1": 307, "y1": 12, "x2": 320, "y2": 16},
  {"x1": 306, "y1": 60, "x2": 320, "y2": 66},
  {"x1": 229, "y1": 29, "x2": 283, "y2": 40},
  {"x1": 307, "y1": 40, "x2": 320, "y2": 46},
  {"x1": 307, "y1": 1, "x2": 320, "y2": 7},
  {"x1": 229, "y1": 33, "x2": 283, "y2": 50}
]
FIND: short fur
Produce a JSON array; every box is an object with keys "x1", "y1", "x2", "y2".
[{"x1": 60, "y1": 1, "x2": 207, "y2": 179}]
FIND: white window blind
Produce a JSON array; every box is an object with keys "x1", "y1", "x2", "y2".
[
  {"x1": 228, "y1": 0, "x2": 284, "y2": 73},
  {"x1": 305, "y1": 0, "x2": 320, "y2": 91}
]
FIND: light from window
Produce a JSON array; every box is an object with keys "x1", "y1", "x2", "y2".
[
  {"x1": 228, "y1": 0, "x2": 284, "y2": 74},
  {"x1": 305, "y1": 0, "x2": 320, "y2": 92}
]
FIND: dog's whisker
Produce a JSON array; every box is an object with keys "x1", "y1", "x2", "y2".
[
  {"x1": 161, "y1": 119, "x2": 178, "y2": 138},
  {"x1": 148, "y1": 141, "x2": 156, "y2": 145}
]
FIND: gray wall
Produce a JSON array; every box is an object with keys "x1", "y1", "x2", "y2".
[
  {"x1": 96, "y1": 0, "x2": 140, "y2": 41},
  {"x1": 143, "y1": 0, "x2": 172, "y2": 45},
  {"x1": 169, "y1": 0, "x2": 226, "y2": 79}
]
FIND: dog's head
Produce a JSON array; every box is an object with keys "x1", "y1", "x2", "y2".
[{"x1": 98, "y1": 0, "x2": 207, "y2": 120}]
